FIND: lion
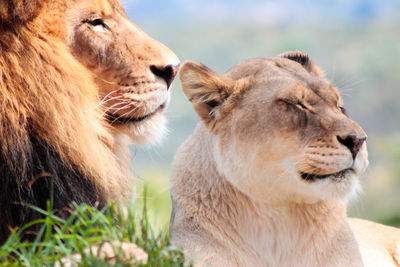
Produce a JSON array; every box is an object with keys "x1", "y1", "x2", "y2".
[
  {"x1": 170, "y1": 51, "x2": 400, "y2": 266},
  {"x1": 0, "y1": 0, "x2": 179, "y2": 243}
]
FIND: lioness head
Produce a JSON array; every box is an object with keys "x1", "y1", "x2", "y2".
[
  {"x1": 0, "y1": 0, "x2": 179, "y2": 144},
  {"x1": 180, "y1": 51, "x2": 368, "y2": 204}
]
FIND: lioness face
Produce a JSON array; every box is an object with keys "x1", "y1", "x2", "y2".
[
  {"x1": 180, "y1": 51, "x2": 368, "y2": 204},
  {"x1": 63, "y1": 0, "x2": 180, "y2": 143}
]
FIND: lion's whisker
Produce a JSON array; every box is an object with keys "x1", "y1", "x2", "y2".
[
  {"x1": 118, "y1": 103, "x2": 142, "y2": 118},
  {"x1": 99, "y1": 90, "x2": 120, "y2": 101},
  {"x1": 111, "y1": 103, "x2": 135, "y2": 114},
  {"x1": 108, "y1": 103, "x2": 143, "y2": 124},
  {"x1": 98, "y1": 79, "x2": 118, "y2": 85},
  {"x1": 94, "y1": 96, "x2": 124, "y2": 109},
  {"x1": 98, "y1": 101, "x2": 131, "y2": 119}
]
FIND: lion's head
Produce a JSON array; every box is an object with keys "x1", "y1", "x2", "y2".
[
  {"x1": 65, "y1": 0, "x2": 180, "y2": 144},
  {"x1": 179, "y1": 51, "x2": 368, "y2": 204},
  {"x1": 0, "y1": 0, "x2": 178, "y2": 242}
]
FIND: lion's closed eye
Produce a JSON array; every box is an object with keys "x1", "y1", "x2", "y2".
[{"x1": 278, "y1": 98, "x2": 312, "y2": 112}]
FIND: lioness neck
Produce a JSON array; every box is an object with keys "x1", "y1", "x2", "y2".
[{"x1": 170, "y1": 123, "x2": 362, "y2": 266}]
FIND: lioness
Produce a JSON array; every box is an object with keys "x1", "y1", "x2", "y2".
[
  {"x1": 170, "y1": 51, "x2": 400, "y2": 266},
  {"x1": 0, "y1": 0, "x2": 178, "y2": 243}
]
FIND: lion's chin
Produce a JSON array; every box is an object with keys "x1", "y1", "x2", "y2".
[
  {"x1": 106, "y1": 99, "x2": 169, "y2": 145},
  {"x1": 112, "y1": 113, "x2": 168, "y2": 145},
  {"x1": 105, "y1": 103, "x2": 166, "y2": 124}
]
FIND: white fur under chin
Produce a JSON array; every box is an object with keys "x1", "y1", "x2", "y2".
[
  {"x1": 126, "y1": 114, "x2": 167, "y2": 145},
  {"x1": 111, "y1": 114, "x2": 167, "y2": 178}
]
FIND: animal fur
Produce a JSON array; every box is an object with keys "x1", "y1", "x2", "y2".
[
  {"x1": 0, "y1": 0, "x2": 179, "y2": 243},
  {"x1": 171, "y1": 53, "x2": 400, "y2": 266}
]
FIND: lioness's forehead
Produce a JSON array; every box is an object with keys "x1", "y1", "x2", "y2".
[
  {"x1": 228, "y1": 57, "x2": 341, "y2": 106},
  {"x1": 226, "y1": 58, "x2": 271, "y2": 80},
  {"x1": 307, "y1": 80, "x2": 341, "y2": 104}
]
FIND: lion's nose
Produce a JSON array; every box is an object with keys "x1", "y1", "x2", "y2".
[
  {"x1": 150, "y1": 64, "x2": 180, "y2": 89},
  {"x1": 337, "y1": 135, "x2": 367, "y2": 159}
]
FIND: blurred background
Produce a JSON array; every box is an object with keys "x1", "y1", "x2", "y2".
[{"x1": 123, "y1": 0, "x2": 400, "y2": 230}]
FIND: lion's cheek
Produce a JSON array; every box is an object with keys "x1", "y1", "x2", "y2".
[{"x1": 214, "y1": 135, "x2": 303, "y2": 203}]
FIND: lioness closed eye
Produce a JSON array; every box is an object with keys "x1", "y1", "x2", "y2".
[{"x1": 170, "y1": 51, "x2": 400, "y2": 267}]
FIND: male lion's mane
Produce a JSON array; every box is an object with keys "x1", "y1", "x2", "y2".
[{"x1": 0, "y1": 3, "x2": 126, "y2": 243}]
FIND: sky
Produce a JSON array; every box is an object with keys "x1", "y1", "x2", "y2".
[{"x1": 123, "y1": 0, "x2": 400, "y2": 25}]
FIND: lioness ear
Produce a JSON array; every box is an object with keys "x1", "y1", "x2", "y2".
[
  {"x1": 180, "y1": 61, "x2": 237, "y2": 129},
  {"x1": 278, "y1": 50, "x2": 324, "y2": 77},
  {"x1": 0, "y1": 0, "x2": 44, "y2": 24}
]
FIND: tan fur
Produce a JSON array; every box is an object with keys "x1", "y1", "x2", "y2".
[
  {"x1": 0, "y1": 4, "x2": 123, "y2": 199},
  {"x1": 64, "y1": 0, "x2": 180, "y2": 166},
  {"x1": 171, "y1": 53, "x2": 400, "y2": 266},
  {"x1": 0, "y1": 0, "x2": 179, "y2": 194},
  {"x1": 0, "y1": 0, "x2": 178, "y2": 242}
]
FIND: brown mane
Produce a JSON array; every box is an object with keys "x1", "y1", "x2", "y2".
[{"x1": 0, "y1": 2, "x2": 127, "y2": 243}]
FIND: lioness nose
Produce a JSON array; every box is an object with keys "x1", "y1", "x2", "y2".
[
  {"x1": 150, "y1": 64, "x2": 180, "y2": 89},
  {"x1": 337, "y1": 135, "x2": 367, "y2": 159}
]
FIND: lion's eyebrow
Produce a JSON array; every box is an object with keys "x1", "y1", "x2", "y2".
[
  {"x1": 308, "y1": 82, "x2": 327, "y2": 103},
  {"x1": 308, "y1": 82, "x2": 341, "y2": 106}
]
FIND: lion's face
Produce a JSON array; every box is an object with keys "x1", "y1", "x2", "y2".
[
  {"x1": 63, "y1": 0, "x2": 179, "y2": 143},
  {"x1": 180, "y1": 51, "x2": 368, "y2": 204}
]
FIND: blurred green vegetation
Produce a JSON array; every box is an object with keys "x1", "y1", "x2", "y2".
[
  {"x1": 133, "y1": 20, "x2": 400, "y2": 228},
  {"x1": 135, "y1": 171, "x2": 172, "y2": 233}
]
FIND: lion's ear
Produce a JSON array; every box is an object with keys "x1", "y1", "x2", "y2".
[
  {"x1": 180, "y1": 61, "x2": 237, "y2": 129},
  {"x1": 0, "y1": 0, "x2": 44, "y2": 24},
  {"x1": 278, "y1": 51, "x2": 324, "y2": 77}
]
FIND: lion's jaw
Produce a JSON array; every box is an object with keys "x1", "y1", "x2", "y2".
[{"x1": 215, "y1": 133, "x2": 368, "y2": 205}]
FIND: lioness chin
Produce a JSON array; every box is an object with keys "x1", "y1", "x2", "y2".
[{"x1": 170, "y1": 51, "x2": 400, "y2": 267}]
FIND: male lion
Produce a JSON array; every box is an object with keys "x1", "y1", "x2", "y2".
[
  {"x1": 170, "y1": 52, "x2": 400, "y2": 266},
  {"x1": 0, "y1": 0, "x2": 179, "y2": 243}
]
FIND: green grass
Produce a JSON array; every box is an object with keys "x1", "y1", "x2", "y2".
[{"x1": 0, "y1": 189, "x2": 187, "y2": 266}]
